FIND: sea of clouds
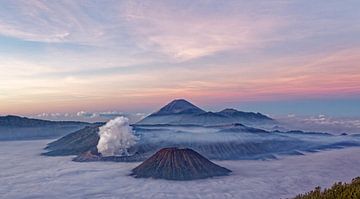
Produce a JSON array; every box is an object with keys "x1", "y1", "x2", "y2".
[
  {"x1": 276, "y1": 114, "x2": 360, "y2": 135},
  {"x1": 1, "y1": 140, "x2": 360, "y2": 199}
]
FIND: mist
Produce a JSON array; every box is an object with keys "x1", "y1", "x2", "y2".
[{"x1": 2, "y1": 140, "x2": 360, "y2": 199}]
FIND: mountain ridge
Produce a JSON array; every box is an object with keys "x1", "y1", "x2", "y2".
[
  {"x1": 0, "y1": 115, "x2": 90, "y2": 127},
  {"x1": 0, "y1": 115, "x2": 95, "y2": 141},
  {"x1": 137, "y1": 99, "x2": 275, "y2": 126}
]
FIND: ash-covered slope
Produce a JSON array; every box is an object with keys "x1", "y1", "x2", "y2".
[
  {"x1": 136, "y1": 99, "x2": 275, "y2": 126},
  {"x1": 131, "y1": 147, "x2": 231, "y2": 180},
  {"x1": 43, "y1": 124, "x2": 102, "y2": 156},
  {"x1": 0, "y1": 115, "x2": 92, "y2": 140}
]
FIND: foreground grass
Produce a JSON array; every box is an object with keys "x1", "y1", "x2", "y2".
[{"x1": 294, "y1": 177, "x2": 360, "y2": 199}]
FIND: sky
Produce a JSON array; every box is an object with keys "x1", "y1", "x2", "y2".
[{"x1": 0, "y1": 0, "x2": 360, "y2": 119}]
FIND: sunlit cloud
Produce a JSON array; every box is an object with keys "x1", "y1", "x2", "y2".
[
  {"x1": 121, "y1": 1, "x2": 288, "y2": 61},
  {"x1": 0, "y1": 0, "x2": 359, "y2": 116}
]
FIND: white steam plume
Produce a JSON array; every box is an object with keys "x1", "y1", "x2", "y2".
[{"x1": 97, "y1": 117, "x2": 138, "y2": 156}]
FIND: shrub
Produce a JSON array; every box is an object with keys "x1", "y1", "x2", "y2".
[{"x1": 293, "y1": 177, "x2": 360, "y2": 199}]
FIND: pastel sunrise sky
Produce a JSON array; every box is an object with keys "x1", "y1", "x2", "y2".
[{"x1": 1, "y1": 0, "x2": 360, "y2": 118}]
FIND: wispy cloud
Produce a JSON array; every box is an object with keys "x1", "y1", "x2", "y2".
[
  {"x1": 121, "y1": 1, "x2": 288, "y2": 61},
  {"x1": 0, "y1": 0, "x2": 359, "y2": 115},
  {"x1": 0, "y1": 0, "x2": 117, "y2": 44}
]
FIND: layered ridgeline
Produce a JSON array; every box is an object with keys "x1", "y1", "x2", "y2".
[
  {"x1": 137, "y1": 99, "x2": 275, "y2": 126},
  {"x1": 43, "y1": 98, "x2": 360, "y2": 161},
  {"x1": 43, "y1": 99, "x2": 360, "y2": 160},
  {"x1": 48, "y1": 122, "x2": 360, "y2": 161},
  {"x1": 0, "y1": 115, "x2": 95, "y2": 140},
  {"x1": 43, "y1": 98, "x2": 277, "y2": 158}
]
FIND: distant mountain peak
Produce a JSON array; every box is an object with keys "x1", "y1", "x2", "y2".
[
  {"x1": 153, "y1": 99, "x2": 205, "y2": 115},
  {"x1": 136, "y1": 99, "x2": 275, "y2": 126},
  {"x1": 219, "y1": 108, "x2": 239, "y2": 113}
]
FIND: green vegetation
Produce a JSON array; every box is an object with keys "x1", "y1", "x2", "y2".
[{"x1": 294, "y1": 177, "x2": 360, "y2": 199}]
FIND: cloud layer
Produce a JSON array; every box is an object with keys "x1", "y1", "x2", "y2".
[
  {"x1": 277, "y1": 114, "x2": 360, "y2": 135},
  {"x1": 33, "y1": 111, "x2": 146, "y2": 123}
]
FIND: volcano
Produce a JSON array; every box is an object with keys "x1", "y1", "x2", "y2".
[
  {"x1": 152, "y1": 99, "x2": 205, "y2": 115},
  {"x1": 136, "y1": 99, "x2": 275, "y2": 126},
  {"x1": 131, "y1": 147, "x2": 231, "y2": 180}
]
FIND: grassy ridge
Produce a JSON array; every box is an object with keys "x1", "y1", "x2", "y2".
[{"x1": 294, "y1": 177, "x2": 360, "y2": 199}]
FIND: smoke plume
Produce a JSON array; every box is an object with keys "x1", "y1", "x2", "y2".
[{"x1": 97, "y1": 117, "x2": 138, "y2": 156}]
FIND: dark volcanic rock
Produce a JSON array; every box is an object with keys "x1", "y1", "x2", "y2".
[{"x1": 131, "y1": 147, "x2": 231, "y2": 180}]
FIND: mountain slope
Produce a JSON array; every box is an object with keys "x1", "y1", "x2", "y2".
[
  {"x1": 152, "y1": 99, "x2": 205, "y2": 115},
  {"x1": 43, "y1": 124, "x2": 102, "y2": 156},
  {"x1": 294, "y1": 177, "x2": 360, "y2": 199}
]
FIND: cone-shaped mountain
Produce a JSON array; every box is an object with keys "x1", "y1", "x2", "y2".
[
  {"x1": 152, "y1": 99, "x2": 205, "y2": 115},
  {"x1": 131, "y1": 147, "x2": 231, "y2": 180}
]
